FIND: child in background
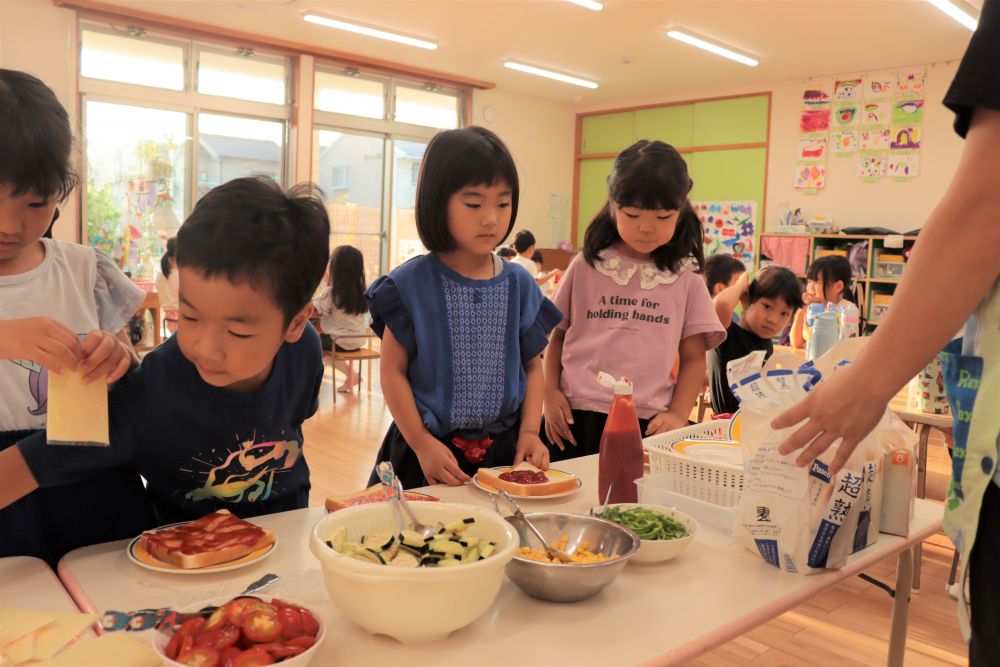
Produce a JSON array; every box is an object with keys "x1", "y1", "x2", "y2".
[
  {"x1": 155, "y1": 236, "x2": 179, "y2": 334},
  {"x1": 0, "y1": 69, "x2": 153, "y2": 564},
  {"x1": 511, "y1": 229, "x2": 561, "y2": 290},
  {"x1": 313, "y1": 245, "x2": 369, "y2": 392},
  {"x1": 790, "y1": 255, "x2": 857, "y2": 348},
  {"x1": 532, "y1": 249, "x2": 560, "y2": 298},
  {"x1": 496, "y1": 246, "x2": 516, "y2": 261},
  {"x1": 708, "y1": 266, "x2": 804, "y2": 416},
  {"x1": 704, "y1": 254, "x2": 746, "y2": 298},
  {"x1": 543, "y1": 140, "x2": 725, "y2": 458},
  {"x1": 366, "y1": 126, "x2": 561, "y2": 489},
  {"x1": 0, "y1": 177, "x2": 330, "y2": 526}
]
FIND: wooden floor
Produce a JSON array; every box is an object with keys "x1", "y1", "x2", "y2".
[{"x1": 302, "y1": 361, "x2": 967, "y2": 667}]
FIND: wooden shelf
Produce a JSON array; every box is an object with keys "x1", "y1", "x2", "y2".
[{"x1": 869, "y1": 277, "x2": 902, "y2": 284}]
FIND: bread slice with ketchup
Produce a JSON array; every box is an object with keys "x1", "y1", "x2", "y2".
[
  {"x1": 325, "y1": 485, "x2": 440, "y2": 512},
  {"x1": 139, "y1": 509, "x2": 276, "y2": 569},
  {"x1": 476, "y1": 462, "x2": 578, "y2": 496}
]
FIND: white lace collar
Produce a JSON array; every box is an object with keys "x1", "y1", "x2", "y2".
[{"x1": 594, "y1": 251, "x2": 697, "y2": 290}]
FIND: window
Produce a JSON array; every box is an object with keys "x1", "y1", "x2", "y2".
[
  {"x1": 314, "y1": 71, "x2": 384, "y2": 119},
  {"x1": 197, "y1": 49, "x2": 287, "y2": 105},
  {"x1": 197, "y1": 113, "x2": 284, "y2": 198},
  {"x1": 79, "y1": 21, "x2": 289, "y2": 280},
  {"x1": 80, "y1": 28, "x2": 184, "y2": 90},
  {"x1": 329, "y1": 165, "x2": 349, "y2": 189},
  {"x1": 395, "y1": 86, "x2": 459, "y2": 129},
  {"x1": 390, "y1": 139, "x2": 428, "y2": 269},
  {"x1": 84, "y1": 101, "x2": 187, "y2": 277}
]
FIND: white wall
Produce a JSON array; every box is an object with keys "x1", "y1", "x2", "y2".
[
  {"x1": 0, "y1": 0, "x2": 80, "y2": 242},
  {"x1": 471, "y1": 88, "x2": 576, "y2": 249},
  {"x1": 575, "y1": 60, "x2": 966, "y2": 234}
]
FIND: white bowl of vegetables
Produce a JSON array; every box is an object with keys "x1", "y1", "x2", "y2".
[
  {"x1": 310, "y1": 502, "x2": 518, "y2": 644},
  {"x1": 590, "y1": 503, "x2": 698, "y2": 564}
]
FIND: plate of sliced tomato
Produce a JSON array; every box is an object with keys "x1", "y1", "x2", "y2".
[{"x1": 153, "y1": 594, "x2": 324, "y2": 666}]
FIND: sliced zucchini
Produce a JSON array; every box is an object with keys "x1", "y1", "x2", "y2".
[
  {"x1": 478, "y1": 541, "x2": 496, "y2": 559},
  {"x1": 436, "y1": 557, "x2": 461, "y2": 567},
  {"x1": 388, "y1": 551, "x2": 420, "y2": 568},
  {"x1": 329, "y1": 526, "x2": 347, "y2": 551},
  {"x1": 459, "y1": 536, "x2": 481, "y2": 549},
  {"x1": 443, "y1": 519, "x2": 473, "y2": 533},
  {"x1": 428, "y1": 540, "x2": 465, "y2": 557},
  {"x1": 400, "y1": 530, "x2": 428, "y2": 548},
  {"x1": 362, "y1": 530, "x2": 395, "y2": 551}
]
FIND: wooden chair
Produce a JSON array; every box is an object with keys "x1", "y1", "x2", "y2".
[{"x1": 331, "y1": 332, "x2": 380, "y2": 405}]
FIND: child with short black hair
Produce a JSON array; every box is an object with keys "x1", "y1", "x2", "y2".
[
  {"x1": 496, "y1": 246, "x2": 516, "y2": 260},
  {"x1": 0, "y1": 68, "x2": 153, "y2": 564},
  {"x1": 366, "y1": 126, "x2": 561, "y2": 489},
  {"x1": 704, "y1": 255, "x2": 746, "y2": 297},
  {"x1": 0, "y1": 176, "x2": 331, "y2": 525},
  {"x1": 790, "y1": 254, "x2": 858, "y2": 348},
  {"x1": 708, "y1": 266, "x2": 804, "y2": 415},
  {"x1": 313, "y1": 244, "x2": 369, "y2": 392}
]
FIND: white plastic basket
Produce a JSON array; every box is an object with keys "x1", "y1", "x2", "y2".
[
  {"x1": 636, "y1": 472, "x2": 741, "y2": 535},
  {"x1": 642, "y1": 420, "x2": 744, "y2": 491}
]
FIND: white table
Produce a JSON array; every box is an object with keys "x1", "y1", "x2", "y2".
[
  {"x1": 1, "y1": 556, "x2": 81, "y2": 613},
  {"x1": 58, "y1": 456, "x2": 940, "y2": 667}
]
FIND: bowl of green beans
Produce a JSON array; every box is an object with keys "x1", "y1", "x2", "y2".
[{"x1": 590, "y1": 503, "x2": 697, "y2": 564}]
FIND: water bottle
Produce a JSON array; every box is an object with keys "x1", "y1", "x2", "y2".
[
  {"x1": 839, "y1": 302, "x2": 860, "y2": 340},
  {"x1": 807, "y1": 311, "x2": 839, "y2": 361},
  {"x1": 805, "y1": 302, "x2": 825, "y2": 328}
]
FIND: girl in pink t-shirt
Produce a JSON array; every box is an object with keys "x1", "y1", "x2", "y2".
[{"x1": 543, "y1": 140, "x2": 726, "y2": 458}]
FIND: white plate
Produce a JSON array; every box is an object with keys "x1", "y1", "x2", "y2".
[
  {"x1": 667, "y1": 440, "x2": 743, "y2": 467},
  {"x1": 127, "y1": 521, "x2": 277, "y2": 574},
  {"x1": 472, "y1": 467, "x2": 582, "y2": 499}
]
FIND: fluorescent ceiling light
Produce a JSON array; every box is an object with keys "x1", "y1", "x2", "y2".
[
  {"x1": 925, "y1": 0, "x2": 978, "y2": 30},
  {"x1": 566, "y1": 0, "x2": 603, "y2": 10},
  {"x1": 666, "y1": 29, "x2": 758, "y2": 67},
  {"x1": 303, "y1": 13, "x2": 438, "y2": 50},
  {"x1": 503, "y1": 60, "x2": 598, "y2": 89}
]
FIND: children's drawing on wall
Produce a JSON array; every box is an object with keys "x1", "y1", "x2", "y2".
[
  {"x1": 801, "y1": 85, "x2": 832, "y2": 108},
  {"x1": 860, "y1": 128, "x2": 892, "y2": 152},
  {"x1": 887, "y1": 155, "x2": 919, "y2": 180},
  {"x1": 695, "y1": 200, "x2": 757, "y2": 266},
  {"x1": 890, "y1": 126, "x2": 921, "y2": 150},
  {"x1": 897, "y1": 68, "x2": 927, "y2": 97},
  {"x1": 889, "y1": 155, "x2": 920, "y2": 181},
  {"x1": 862, "y1": 101, "x2": 890, "y2": 125},
  {"x1": 833, "y1": 104, "x2": 859, "y2": 127},
  {"x1": 892, "y1": 99, "x2": 924, "y2": 125},
  {"x1": 864, "y1": 74, "x2": 894, "y2": 99},
  {"x1": 833, "y1": 78, "x2": 861, "y2": 100},
  {"x1": 800, "y1": 109, "x2": 831, "y2": 134},
  {"x1": 794, "y1": 163, "x2": 826, "y2": 191},
  {"x1": 797, "y1": 137, "x2": 828, "y2": 161},
  {"x1": 832, "y1": 130, "x2": 858, "y2": 154},
  {"x1": 858, "y1": 155, "x2": 887, "y2": 182}
]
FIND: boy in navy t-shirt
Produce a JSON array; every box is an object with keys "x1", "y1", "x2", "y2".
[{"x1": 0, "y1": 177, "x2": 330, "y2": 525}]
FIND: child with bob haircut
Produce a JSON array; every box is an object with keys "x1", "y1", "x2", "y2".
[
  {"x1": 0, "y1": 69, "x2": 153, "y2": 564},
  {"x1": 313, "y1": 244, "x2": 369, "y2": 392},
  {"x1": 790, "y1": 254, "x2": 857, "y2": 348},
  {"x1": 366, "y1": 126, "x2": 561, "y2": 489},
  {"x1": 0, "y1": 177, "x2": 331, "y2": 525},
  {"x1": 543, "y1": 140, "x2": 725, "y2": 457},
  {"x1": 709, "y1": 265, "x2": 804, "y2": 415}
]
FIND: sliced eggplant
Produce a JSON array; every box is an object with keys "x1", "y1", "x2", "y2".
[{"x1": 362, "y1": 530, "x2": 396, "y2": 551}]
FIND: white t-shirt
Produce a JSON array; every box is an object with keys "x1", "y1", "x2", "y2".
[
  {"x1": 312, "y1": 285, "x2": 369, "y2": 350},
  {"x1": 0, "y1": 239, "x2": 145, "y2": 431},
  {"x1": 154, "y1": 269, "x2": 179, "y2": 311},
  {"x1": 510, "y1": 254, "x2": 536, "y2": 274}
]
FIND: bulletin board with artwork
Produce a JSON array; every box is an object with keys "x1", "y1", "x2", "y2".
[{"x1": 795, "y1": 67, "x2": 925, "y2": 191}]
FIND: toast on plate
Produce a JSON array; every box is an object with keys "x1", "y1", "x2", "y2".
[
  {"x1": 139, "y1": 509, "x2": 275, "y2": 569},
  {"x1": 324, "y1": 485, "x2": 440, "y2": 512},
  {"x1": 476, "y1": 462, "x2": 578, "y2": 496}
]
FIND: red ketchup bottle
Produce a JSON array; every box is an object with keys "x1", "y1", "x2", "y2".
[{"x1": 597, "y1": 374, "x2": 644, "y2": 505}]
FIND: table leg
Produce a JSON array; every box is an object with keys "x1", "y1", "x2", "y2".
[
  {"x1": 888, "y1": 548, "x2": 914, "y2": 667},
  {"x1": 912, "y1": 425, "x2": 930, "y2": 590},
  {"x1": 152, "y1": 307, "x2": 161, "y2": 346}
]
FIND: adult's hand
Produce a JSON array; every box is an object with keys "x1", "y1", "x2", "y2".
[{"x1": 773, "y1": 364, "x2": 890, "y2": 474}]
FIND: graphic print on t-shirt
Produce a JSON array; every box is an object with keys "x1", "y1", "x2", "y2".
[
  {"x1": 184, "y1": 437, "x2": 303, "y2": 504},
  {"x1": 9, "y1": 360, "x2": 47, "y2": 416}
]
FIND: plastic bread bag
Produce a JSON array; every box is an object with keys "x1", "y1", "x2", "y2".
[
  {"x1": 879, "y1": 411, "x2": 918, "y2": 537},
  {"x1": 729, "y1": 340, "x2": 888, "y2": 574}
]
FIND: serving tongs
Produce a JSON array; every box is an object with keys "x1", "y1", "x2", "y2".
[{"x1": 494, "y1": 490, "x2": 574, "y2": 563}]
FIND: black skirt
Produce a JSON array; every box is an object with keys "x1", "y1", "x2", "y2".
[
  {"x1": 542, "y1": 409, "x2": 651, "y2": 462},
  {"x1": 367, "y1": 420, "x2": 522, "y2": 490}
]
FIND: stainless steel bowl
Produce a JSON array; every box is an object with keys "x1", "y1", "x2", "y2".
[{"x1": 504, "y1": 512, "x2": 639, "y2": 603}]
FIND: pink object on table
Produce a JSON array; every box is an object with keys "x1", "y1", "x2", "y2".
[{"x1": 132, "y1": 280, "x2": 155, "y2": 293}]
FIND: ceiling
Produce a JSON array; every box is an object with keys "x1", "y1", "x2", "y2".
[{"x1": 95, "y1": 0, "x2": 981, "y2": 107}]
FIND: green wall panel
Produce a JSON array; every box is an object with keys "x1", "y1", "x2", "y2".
[
  {"x1": 633, "y1": 105, "x2": 695, "y2": 148},
  {"x1": 689, "y1": 147, "x2": 766, "y2": 209},
  {"x1": 580, "y1": 112, "x2": 634, "y2": 154},
  {"x1": 693, "y1": 96, "x2": 768, "y2": 146},
  {"x1": 576, "y1": 158, "x2": 614, "y2": 246}
]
